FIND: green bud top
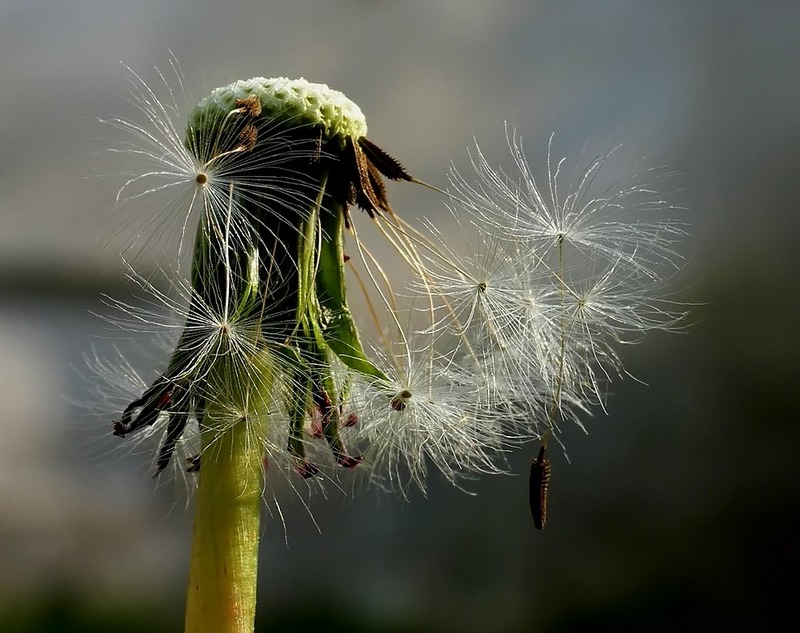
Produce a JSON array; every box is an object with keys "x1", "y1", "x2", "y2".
[{"x1": 188, "y1": 77, "x2": 368, "y2": 149}]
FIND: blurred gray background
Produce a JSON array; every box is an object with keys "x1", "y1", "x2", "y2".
[{"x1": 1, "y1": 1, "x2": 798, "y2": 631}]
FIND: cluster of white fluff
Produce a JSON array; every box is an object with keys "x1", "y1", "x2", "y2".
[{"x1": 343, "y1": 134, "x2": 686, "y2": 491}]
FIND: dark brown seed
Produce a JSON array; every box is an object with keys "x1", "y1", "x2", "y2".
[
  {"x1": 186, "y1": 454, "x2": 201, "y2": 473},
  {"x1": 237, "y1": 124, "x2": 258, "y2": 152},
  {"x1": 235, "y1": 95, "x2": 262, "y2": 117},
  {"x1": 336, "y1": 454, "x2": 363, "y2": 469},
  {"x1": 343, "y1": 412, "x2": 358, "y2": 427},
  {"x1": 296, "y1": 460, "x2": 319, "y2": 479},
  {"x1": 529, "y1": 444, "x2": 551, "y2": 530},
  {"x1": 390, "y1": 389, "x2": 413, "y2": 412}
]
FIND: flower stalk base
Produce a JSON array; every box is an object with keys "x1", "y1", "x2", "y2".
[{"x1": 184, "y1": 407, "x2": 264, "y2": 633}]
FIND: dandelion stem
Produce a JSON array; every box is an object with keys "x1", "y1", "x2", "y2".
[
  {"x1": 184, "y1": 419, "x2": 262, "y2": 633},
  {"x1": 184, "y1": 357, "x2": 272, "y2": 633}
]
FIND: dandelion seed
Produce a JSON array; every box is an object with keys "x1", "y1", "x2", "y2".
[
  {"x1": 348, "y1": 341, "x2": 514, "y2": 492},
  {"x1": 529, "y1": 443, "x2": 551, "y2": 530}
]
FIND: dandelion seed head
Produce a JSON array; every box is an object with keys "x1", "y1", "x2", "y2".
[
  {"x1": 97, "y1": 62, "x2": 689, "y2": 527},
  {"x1": 188, "y1": 77, "x2": 368, "y2": 150}
]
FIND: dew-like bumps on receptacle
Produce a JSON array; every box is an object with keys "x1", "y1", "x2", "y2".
[{"x1": 187, "y1": 77, "x2": 369, "y2": 149}]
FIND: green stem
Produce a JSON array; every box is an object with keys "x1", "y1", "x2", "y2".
[{"x1": 184, "y1": 357, "x2": 271, "y2": 633}]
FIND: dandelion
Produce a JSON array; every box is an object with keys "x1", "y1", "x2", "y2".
[{"x1": 98, "y1": 66, "x2": 687, "y2": 633}]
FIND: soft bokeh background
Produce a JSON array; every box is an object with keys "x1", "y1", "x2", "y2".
[{"x1": 1, "y1": 1, "x2": 798, "y2": 631}]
